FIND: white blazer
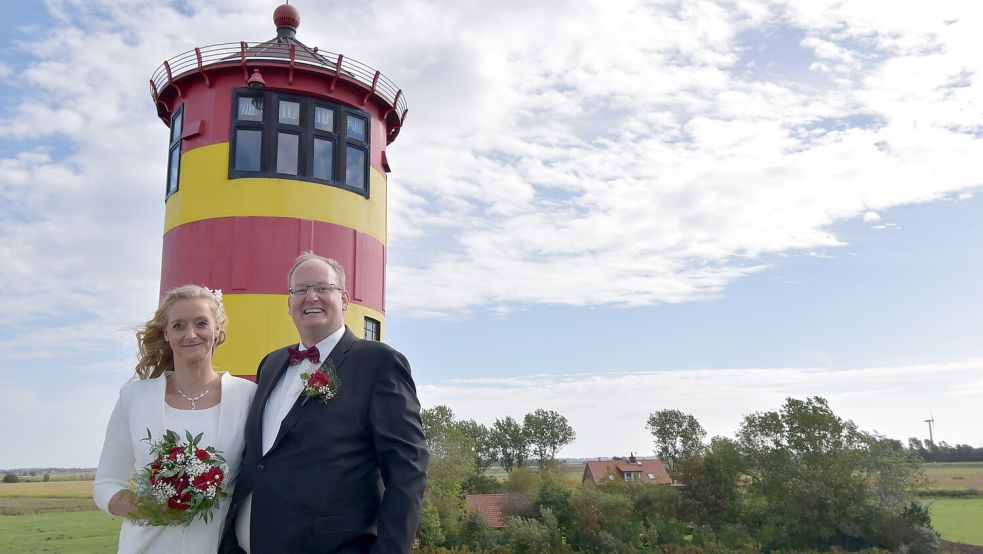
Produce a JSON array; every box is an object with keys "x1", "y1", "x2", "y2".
[{"x1": 93, "y1": 372, "x2": 256, "y2": 554}]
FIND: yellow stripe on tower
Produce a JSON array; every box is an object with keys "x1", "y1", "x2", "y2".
[
  {"x1": 214, "y1": 293, "x2": 385, "y2": 377},
  {"x1": 165, "y1": 143, "x2": 388, "y2": 244}
]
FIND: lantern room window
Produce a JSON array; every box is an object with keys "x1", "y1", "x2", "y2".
[
  {"x1": 229, "y1": 90, "x2": 370, "y2": 195},
  {"x1": 165, "y1": 106, "x2": 184, "y2": 198}
]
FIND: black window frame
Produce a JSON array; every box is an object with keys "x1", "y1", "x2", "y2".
[
  {"x1": 165, "y1": 105, "x2": 184, "y2": 199},
  {"x1": 229, "y1": 89, "x2": 371, "y2": 197},
  {"x1": 364, "y1": 317, "x2": 381, "y2": 341}
]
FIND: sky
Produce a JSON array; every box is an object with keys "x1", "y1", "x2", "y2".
[{"x1": 1, "y1": 0, "x2": 981, "y2": 468}]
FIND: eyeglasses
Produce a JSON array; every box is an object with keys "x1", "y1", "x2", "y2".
[{"x1": 288, "y1": 283, "x2": 345, "y2": 296}]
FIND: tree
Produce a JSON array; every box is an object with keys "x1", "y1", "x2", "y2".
[
  {"x1": 3, "y1": 473, "x2": 19, "y2": 483},
  {"x1": 675, "y1": 436, "x2": 743, "y2": 527},
  {"x1": 420, "y1": 405, "x2": 476, "y2": 544},
  {"x1": 646, "y1": 408, "x2": 706, "y2": 477},
  {"x1": 421, "y1": 405, "x2": 476, "y2": 497},
  {"x1": 736, "y1": 396, "x2": 930, "y2": 551},
  {"x1": 523, "y1": 409, "x2": 576, "y2": 467},
  {"x1": 459, "y1": 419, "x2": 498, "y2": 475},
  {"x1": 490, "y1": 416, "x2": 530, "y2": 472}
]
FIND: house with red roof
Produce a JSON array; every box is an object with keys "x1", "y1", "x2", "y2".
[
  {"x1": 465, "y1": 493, "x2": 509, "y2": 529},
  {"x1": 582, "y1": 453, "x2": 672, "y2": 486}
]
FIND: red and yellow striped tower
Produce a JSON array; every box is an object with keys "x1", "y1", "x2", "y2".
[{"x1": 149, "y1": 4, "x2": 406, "y2": 378}]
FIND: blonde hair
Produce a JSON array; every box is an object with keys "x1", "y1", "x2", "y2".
[
  {"x1": 287, "y1": 251, "x2": 346, "y2": 290},
  {"x1": 134, "y1": 284, "x2": 228, "y2": 379}
]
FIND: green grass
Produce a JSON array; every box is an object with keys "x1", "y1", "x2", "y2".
[
  {"x1": 0, "y1": 510, "x2": 121, "y2": 553},
  {"x1": 927, "y1": 497, "x2": 983, "y2": 546}
]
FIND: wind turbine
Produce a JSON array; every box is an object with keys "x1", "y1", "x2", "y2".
[{"x1": 924, "y1": 413, "x2": 935, "y2": 445}]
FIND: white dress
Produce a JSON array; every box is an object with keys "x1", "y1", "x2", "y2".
[{"x1": 93, "y1": 372, "x2": 256, "y2": 554}]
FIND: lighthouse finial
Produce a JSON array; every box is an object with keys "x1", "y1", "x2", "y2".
[{"x1": 273, "y1": 3, "x2": 300, "y2": 38}]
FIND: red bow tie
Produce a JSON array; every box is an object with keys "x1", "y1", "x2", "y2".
[{"x1": 287, "y1": 346, "x2": 320, "y2": 366}]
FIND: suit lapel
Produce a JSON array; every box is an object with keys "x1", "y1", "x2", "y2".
[{"x1": 267, "y1": 328, "x2": 357, "y2": 453}]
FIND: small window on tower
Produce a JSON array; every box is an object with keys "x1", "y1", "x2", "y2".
[
  {"x1": 238, "y1": 97, "x2": 263, "y2": 121},
  {"x1": 314, "y1": 106, "x2": 334, "y2": 131},
  {"x1": 234, "y1": 129, "x2": 262, "y2": 172},
  {"x1": 364, "y1": 317, "x2": 381, "y2": 341},
  {"x1": 276, "y1": 132, "x2": 299, "y2": 175},
  {"x1": 279, "y1": 100, "x2": 300, "y2": 125},
  {"x1": 165, "y1": 106, "x2": 184, "y2": 198},
  {"x1": 313, "y1": 138, "x2": 334, "y2": 181}
]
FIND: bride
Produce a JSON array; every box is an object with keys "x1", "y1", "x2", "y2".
[{"x1": 93, "y1": 285, "x2": 255, "y2": 553}]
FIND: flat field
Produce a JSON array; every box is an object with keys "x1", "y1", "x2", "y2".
[
  {"x1": 926, "y1": 496, "x2": 983, "y2": 546},
  {"x1": 922, "y1": 462, "x2": 983, "y2": 491},
  {"x1": 0, "y1": 510, "x2": 121, "y2": 553},
  {"x1": 0, "y1": 480, "x2": 93, "y2": 498},
  {"x1": 3, "y1": 471, "x2": 96, "y2": 483},
  {"x1": 0, "y1": 478, "x2": 121, "y2": 552},
  {"x1": 485, "y1": 459, "x2": 586, "y2": 482}
]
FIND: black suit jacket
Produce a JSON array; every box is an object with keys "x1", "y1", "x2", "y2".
[{"x1": 221, "y1": 328, "x2": 428, "y2": 553}]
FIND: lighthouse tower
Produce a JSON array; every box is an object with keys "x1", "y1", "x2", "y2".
[{"x1": 149, "y1": 4, "x2": 405, "y2": 378}]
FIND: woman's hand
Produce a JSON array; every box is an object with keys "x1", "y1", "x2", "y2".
[{"x1": 108, "y1": 489, "x2": 138, "y2": 518}]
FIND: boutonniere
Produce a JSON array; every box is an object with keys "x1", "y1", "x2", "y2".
[{"x1": 300, "y1": 360, "x2": 340, "y2": 406}]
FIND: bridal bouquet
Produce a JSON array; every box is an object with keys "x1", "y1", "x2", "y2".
[{"x1": 133, "y1": 429, "x2": 229, "y2": 526}]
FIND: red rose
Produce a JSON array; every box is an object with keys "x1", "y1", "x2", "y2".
[
  {"x1": 207, "y1": 466, "x2": 224, "y2": 485},
  {"x1": 192, "y1": 473, "x2": 211, "y2": 491},
  {"x1": 194, "y1": 449, "x2": 210, "y2": 461},
  {"x1": 308, "y1": 370, "x2": 329, "y2": 388},
  {"x1": 168, "y1": 491, "x2": 192, "y2": 510},
  {"x1": 167, "y1": 446, "x2": 184, "y2": 460},
  {"x1": 172, "y1": 473, "x2": 189, "y2": 493}
]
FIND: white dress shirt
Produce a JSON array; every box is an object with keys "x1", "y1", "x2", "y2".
[{"x1": 235, "y1": 326, "x2": 345, "y2": 553}]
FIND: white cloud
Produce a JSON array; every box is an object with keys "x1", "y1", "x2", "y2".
[
  {"x1": 384, "y1": 0, "x2": 983, "y2": 315},
  {"x1": 420, "y1": 359, "x2": 983, "y2": 458},
  {"x1": 863, "y1": 211, "x2": 881, "y2": 222},
  {"x1": 3, "y1": 0, "x2": 981, "y2": 325}
]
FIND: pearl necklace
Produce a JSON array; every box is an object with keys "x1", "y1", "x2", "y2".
[{"x1": 175, "y1": 386, "x2": 209, "y2": 410}]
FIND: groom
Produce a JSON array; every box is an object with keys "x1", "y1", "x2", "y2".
[{"x1": 222, "y1": 252, "x2": 428, "y2": 553}]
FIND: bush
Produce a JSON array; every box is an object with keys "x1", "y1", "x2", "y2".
[
  {"x1": 568, "y1": 485, "x2": 637, "y2": 551},
  {"x1": 456, "y1": 511, "x2": 497, "y2": 551},
  {"x1": 876, "y1": 502, "x2": 940, "y2": 554},
  {"x1": 501, "y1": 517, "x2": 551, "y2": 554},
  {"x1": 417, "y1": 499, "x2": 446, "y2": 547},
  {"x1": 537, "y1": 472, "x2": 573, "y2": 532},
  {"x1": 917, "y1": 488, "x2": 981, "y2": 497},
  {"x1": 3, "y1": 473, "x2": 20, "y2": 483}
]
